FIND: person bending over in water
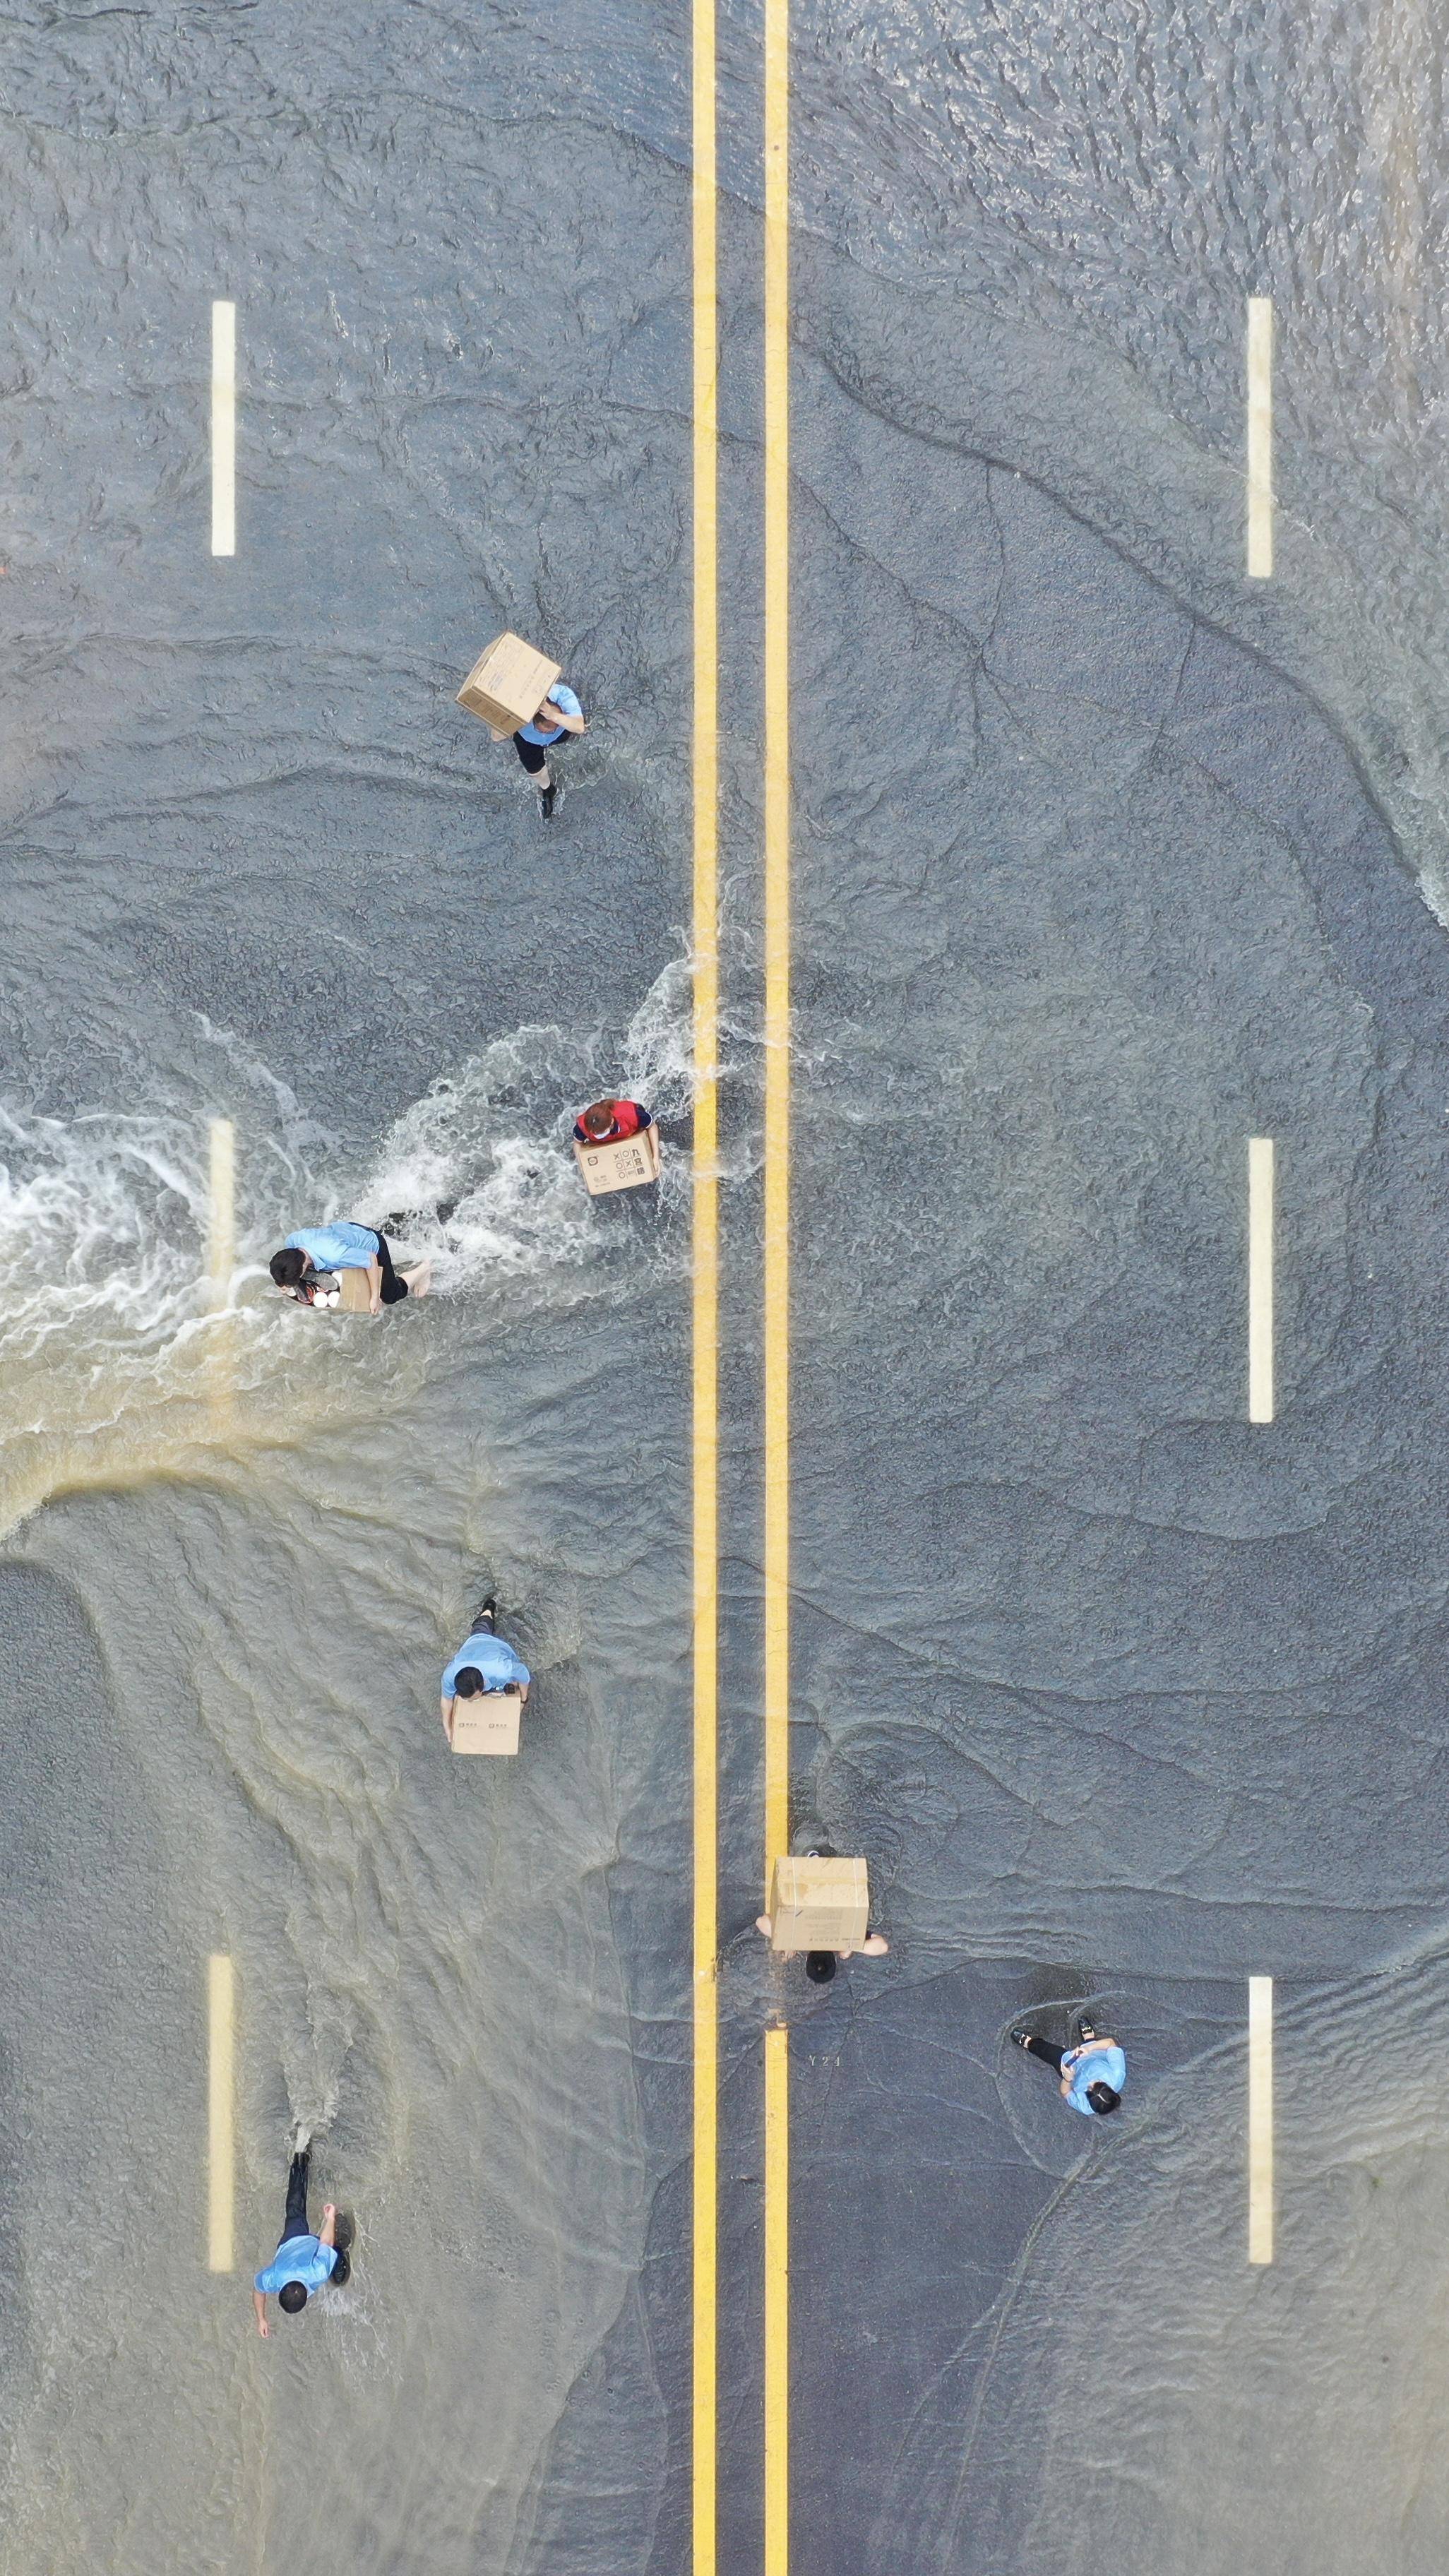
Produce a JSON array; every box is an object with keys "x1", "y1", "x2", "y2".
[{"x1": 270, "y1": 1220, "x2": 409, "y2": 1316}]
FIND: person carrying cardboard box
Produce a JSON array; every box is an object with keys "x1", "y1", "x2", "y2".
[
  {"x1": 754, "y1": 1847, "x2": 889, "y2": 1984},
  {"x1": 514, "y1": 678, "x2": 585, "y2": 818},
  {"x1": 440, "y1": 1595, "x2": 531, "y2": 1748}
]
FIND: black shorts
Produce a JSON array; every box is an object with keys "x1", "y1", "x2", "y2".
[{"x1": 513, "y1": 732, "x2": 563, "y2": 775}]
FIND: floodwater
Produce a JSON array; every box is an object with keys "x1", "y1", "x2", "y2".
[{"x1": 2, "y1": 1, "x2": 1449, "y2": 2571}]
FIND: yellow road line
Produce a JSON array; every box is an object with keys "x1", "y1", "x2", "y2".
[
  {"x1": 207, "y1": 1953, "x2": 236, "y2": 2272},
  {"x1": 762, "y1": 20, "x2": 792, "y2": 2575},
  {"x1": 1247, "y1": 1974, "x2": 1274, "y2": 2264},
  {"x1": 1246, "y1": 296, "x2": 1273, "y2": 579},
  {"x1": 1248, "y1": 1136, "x2": 1274, "y2": 1423},
  {"x1": 763, "y1": 0, "x2": 791, "y2": 1896},
  {"x1": 692, "y1": 0, "x2": 720, "y2": 2562},
  {"x1": 763, "y1": 2025, "x2": 790, "y2": 2576},
  {"x1": 211, "y1": 302, "x2": 236, "y2": 559}
]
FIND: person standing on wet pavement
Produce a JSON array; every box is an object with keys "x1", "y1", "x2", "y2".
[
  {"x1": 1011, "y1": 2019, "x2": 1126, "y2": 2117},
  {"x1": 440, "y1": 1595, "x2": 531, "y2": 1746},
  {"x1": 251, "y1": 2144, "x2": 347, "y2": 2335},
  {"x1": 270, "y1": 1220, "x2": 410, "y2": 1313},
  {"x1": 514, "y1": 678, "x2": 585, "y2": 818}
]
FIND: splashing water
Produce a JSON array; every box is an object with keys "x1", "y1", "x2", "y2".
[{"x1": 0, "y1": 965, "x2": 700, "y2": 1533}]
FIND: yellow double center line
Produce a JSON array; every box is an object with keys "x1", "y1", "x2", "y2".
[
  {"x1": 691, "y1": 0, "x2": 721, "y2": 2558},
  {"x1": 695, "y1": 3, "x2": 792, "y2": 2571}
]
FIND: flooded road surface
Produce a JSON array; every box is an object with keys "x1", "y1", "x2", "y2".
[{"x1": 3, "y1": 0, "x2": 1449, "y2": 2570}]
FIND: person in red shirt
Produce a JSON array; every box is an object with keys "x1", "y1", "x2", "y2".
[{"x1": 573, "y1": 1097, "x2": 653, "y2": 1144}]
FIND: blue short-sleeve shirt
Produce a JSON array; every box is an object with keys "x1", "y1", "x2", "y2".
[
  {"x1": 254, "y1": 2234, "x2": 338, "y2": 2295},
  {"x1": 518, "y1": 681, "x2": 583, "y2": 746},
  {"x1": 443, "y1": 1631, "x2": 532, "y2": 1696},
  {"x1": 285, "y1": 1222, "x2": 381, "y2": 1272},
  {"x1": 1063, "y1": 2043, "x2": 1127, "y2": 2115}
]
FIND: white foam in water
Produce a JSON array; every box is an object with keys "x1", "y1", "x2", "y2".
[
  {"x1": 0, "y1": 1105, "x2": 208, "y2": 1367},
  {"x1": 357, "y1": 960, "x2": 700, "y2": 1294},
  {"x1": 0, "y1": 963, "x2": 703, "y2": 1471}
]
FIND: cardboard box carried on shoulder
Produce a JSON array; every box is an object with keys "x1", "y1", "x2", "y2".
[
  {"x1": 456, "y1": 632, "x2": 562, "y2": 742},
  {"x1": 451, "y1": 1688, "x2": 522, "y2": 1757},
  {"x1": 573, "y1": 1123, "x2": 662, "y2": 1198},
  {"x1": 768, "y1": 1854, "x2": 869, "y2": 1954}
]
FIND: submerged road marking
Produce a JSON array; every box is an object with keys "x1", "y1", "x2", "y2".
[
  {"x1": 1248, "y1": 1137, "x2": 1275, "y2": 1422},
  {"x1": 208, "y1": 1953, "x2": 235, "y2": 2272},
  {"x1": 1246, "y1": 296, "x2": 1273, "y2": 579},
  {"x1": 692, "y1": 0, "x2": 720, "y2": 2556},
  {"x1": 208, "y1": 1116, "x2": 235, "y2": 1304},
  {"x1": 211, "y1": 301, "x2": 236, "y2": 558},
  {"x1": 763, "y1": 0, "x2": 790, "y2": 1897},
  {"x1": 207, "y1": 1116, "x2": 236, "y2": 1419},
  {"x1": 764, "y1": 2025, "x2": 789, "y2": 2576},
  {"x1": 1248, "y1": 1975, "x2": 1274, "y2": 2264}
]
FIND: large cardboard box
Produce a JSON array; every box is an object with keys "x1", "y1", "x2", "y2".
[
  {"x1": 451, "y1": 1688, "x2": 522, "y2": 1756},
  {"x1": 456, "y1": 632, "x2": 562, "y2": 741},
  {"x1": 573, "y1": 1123, "x2": 662, "y2": 1198},
  {"x1": 768, "y1": 1854, "x2": 869, "y2": 1953}
]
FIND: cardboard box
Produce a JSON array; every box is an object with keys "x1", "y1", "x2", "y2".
[
  {"x1": 451, "y1": 1688, "x2": 522, "y2": 1756},
  {"x1": 456, "y1": 632, "x2": 563, "y2": 742},
  {"x1": 768, "y1": 1855, "x2": 869, "y2": 1953},
  {"x1": 573, "y1": 1123, "x2": 662, "y2": 1198},
  {"x1": 305, "y1": 1260, "x2": 430, "y2": 1313}
]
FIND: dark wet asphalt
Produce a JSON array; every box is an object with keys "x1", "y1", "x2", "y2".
[{"x1": 4, "y1": 1, "x2": 1449, "y2": 2570}]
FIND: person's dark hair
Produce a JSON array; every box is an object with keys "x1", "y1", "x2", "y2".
[
  {"x1": 454, "y1": 1666, "x2": 485, "y2": 1699},
  {"x1": 270, "y1": 1247, "x2": 306, "y2": 1287},
  {"x1": 278, "y1": 2281, "x2": 309, "y2": 2313},
  {"x1": 804, "y1": 1951, "x2": 837, "y2": 1984},
  {"x1": 583, "y1": 1104, "x2": 616, "y2": 1140},
  {"x1": 1087, "y1": 2082, "x2": 1121, "y2": 2116}
]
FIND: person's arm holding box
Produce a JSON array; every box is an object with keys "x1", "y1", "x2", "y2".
[{"x1": 538, "y1": 693, "x2": 585, "y2": 735}]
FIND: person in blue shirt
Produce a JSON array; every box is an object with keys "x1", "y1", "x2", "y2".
[
  {"x1": 441, "y1": 1594, "x2": 531, "y2": 1746},
  {"x1": 1011, "y1": 2019, "x2": 1126, "y2": 2117},
  {"x1": 251, "y1": 2147, "x2": 347, "y2": 2335},
  {"x1": 513, "y1": 679, "x2": 585, "y2": 818},
  {"x1": 269, "y1": 1220, "x2": 410, "y2": 1313}
]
